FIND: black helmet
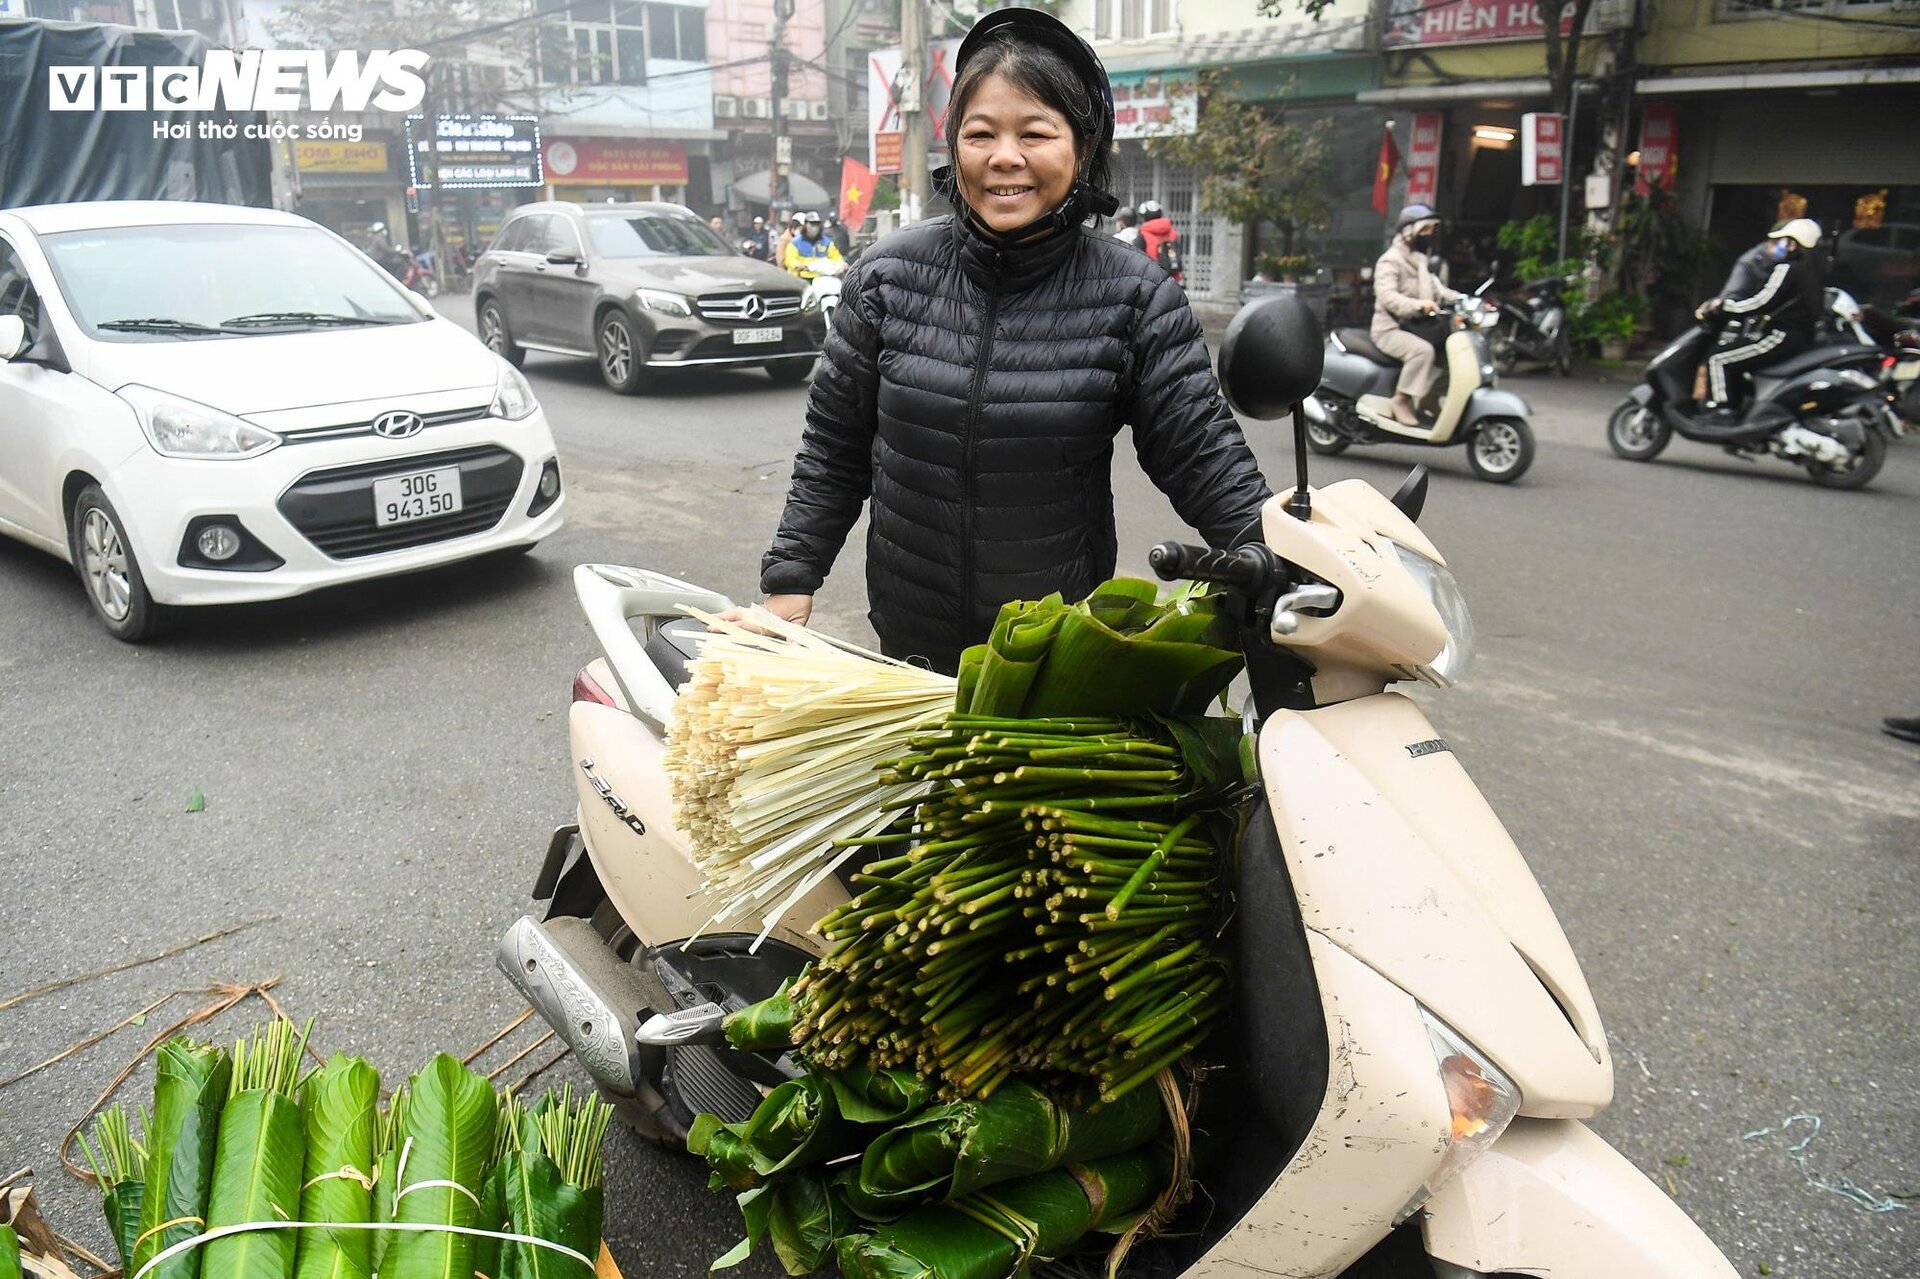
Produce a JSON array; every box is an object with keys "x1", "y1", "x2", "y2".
[
  {"x1": 942, "y1": 7, "x2": 1119, "y2": 223},
  {"x1": 1137, "y1": 199, "x2": 1164, "y2": 221}
]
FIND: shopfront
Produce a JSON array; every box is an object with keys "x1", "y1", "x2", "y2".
[
  {"x1": 542, "y1": 136, "x2": 692, "y2": 206},
  {"x1": 290, "y1": 134, "x2": 407, "y2": 250}
]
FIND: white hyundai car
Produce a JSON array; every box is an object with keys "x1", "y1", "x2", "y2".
[{"x1": 0, "y1": 201, "x2": 565, "y2": 641}]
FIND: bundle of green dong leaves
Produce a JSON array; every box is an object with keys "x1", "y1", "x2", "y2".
[{"x1": 80, "y1": 1028, "x2": 611, "y2": 1279}]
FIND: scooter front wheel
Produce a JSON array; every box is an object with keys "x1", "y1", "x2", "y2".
[
  {"x1": 1467, "y1": 417, "x2": 1535, "y2": 483},
  {"x1": 1607, "y1": 400, "x2": 1671, "y2": 461},
  {"x1": 1306, "y1": 418, "x2": 1351, "y2": 455}
]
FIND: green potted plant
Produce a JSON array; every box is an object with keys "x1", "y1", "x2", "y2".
[{"x1": 1580, "y1": 292, "x2": 1645, "y2": 361}]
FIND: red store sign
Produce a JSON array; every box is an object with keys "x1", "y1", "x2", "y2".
[
  {"x1": 541, "y1": 138, "x2": 689, "y2": 186},
  {"x1": 1383, "y1": 0, "x2": 1580, "y2": 47},
  {"x1": 1405, "y1": 112, "x2": 1443, "y2": 206},
  {"x1": 1636, "y1": 103, "x2": 1678, "y2": 194},
  {"x1": 1522, "y1": 112, "x2": 1563, "y2": 186}
]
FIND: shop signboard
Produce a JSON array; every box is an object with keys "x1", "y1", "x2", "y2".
[
  {"x1": 543, "y1": 138, "x2": 688, "y2": 185},
  {"x1": 1382, "y1": 0, "x2": 1579, "y2": 47},
  {"x1": 1635, "y1": 102, "x2": 1677, "y2": 194},
  {"x1": 1405, "y1": 112, "x2": 1443, "y2": 206},
  {"x1": 867, "y1": 39, "x2": 961, "y2": 175},
  {"x1": 295, "y1": 140, "x2": 388, "y2": 174},
  {"x1": 1521, "y1": 112, "x2": 1563, "y2": 185},
  {"x1": 1110, "y1": 71, "x2": 1196, "y2": 141},
  {"x1": 406, "y1": 114, "x2": 541, "y2": 189}
]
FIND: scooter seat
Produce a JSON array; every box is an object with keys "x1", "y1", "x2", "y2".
[
  {"x1": 1336, "y1": 328, "x2": 1401, "y2": 368},
  {"x1": 1754, "y1": 344, "x2": 1875, "y2": 380},
  {"x1": 644, "y1": 617, "x2": 707, "y2": 692}
]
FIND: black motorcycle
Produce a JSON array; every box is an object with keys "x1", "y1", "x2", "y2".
[
  {"x1": 1488, "y1": 273, "x2": 1573, "y2": 376},
  {"x1": 1606, "y1": 320, "x2": 1895, "y2": 490}
]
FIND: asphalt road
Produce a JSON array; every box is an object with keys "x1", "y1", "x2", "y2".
[{"x1": 2, "y1": 300, "x2": 1915, "y2": 1279}]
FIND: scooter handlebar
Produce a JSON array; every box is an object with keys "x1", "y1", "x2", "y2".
[{"x1": 1148, "y1": 540, "x2": 1276, "y2": 589}]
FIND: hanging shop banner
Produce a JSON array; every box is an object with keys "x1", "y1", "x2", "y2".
[
  {"x1": 295, "y1": 139, "x2": 389, "y2": 174},
  {"x1": 405, "y1": 114, "x2": 542, "y2": 189},
  {"x1": 1521, "y1": 112, "x2": 1563, "y2": 186},
  {"x1": 1382, "y1": 0, "x2": 1580, "y2": 47},
  {"x1": 1405, "y1": 112, "x2": 1443, "y2": 205},
  {"x1": 543, "y1": 138, "x2": 688, "y2": 185},
  {"x1": 1109, "y1": 71, "x2": 1197, "y2": 141},
  {"x1": 867, "y1": 38, "x2": 962, "y2": 175},
  {"x1": 1635, "y1": 102, "x2": 1678, "y2": 194}
]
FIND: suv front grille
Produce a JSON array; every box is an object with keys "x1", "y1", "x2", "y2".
[
  {"x1": 695, "y1": 291, "x2": 804, "y2": 322},
  {"x1": 278, "y1": 445, "x2": 523, "y2": 559}
]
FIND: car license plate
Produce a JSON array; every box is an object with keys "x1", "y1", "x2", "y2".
[
  {"x1": 373, "y1": 466, "x2": 463, "y2": 527},
  {"x1": 733, "y1": 326, "x2": 783, "y2": 345}
]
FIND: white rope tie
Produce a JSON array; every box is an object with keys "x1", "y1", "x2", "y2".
[{"x1": 129, "y1": 1219, "x2": 595, "y2": 1279}]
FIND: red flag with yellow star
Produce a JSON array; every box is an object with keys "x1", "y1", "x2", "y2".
[
  {"x1": 840, "y1": 155, "x2": 876, "y2": 228},
  {"x1": 1372, "y1": 125, "x2": 1400, "y2": 215}
]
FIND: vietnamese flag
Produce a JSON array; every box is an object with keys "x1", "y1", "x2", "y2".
[
  {"x1": 840, "y1": 155, "x2": 876, "y2": 228},
  {"x1": 1372, "y1": 125, "x2": 1401, "y2": 215}
]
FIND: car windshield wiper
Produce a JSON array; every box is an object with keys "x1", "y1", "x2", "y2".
[
  {"x1": 221, "y1": 311, "x2": 409, "y2": 328},
  {"x1": 97, "y1": 317, "x2": 235, "y2": 335}
]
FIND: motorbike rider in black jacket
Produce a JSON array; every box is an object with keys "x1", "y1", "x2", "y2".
[
  {"x1": 1696, "y1": 218, "x2": 1824, "y2": 419},
  {"x1": 753, "y1": 8, "x2": 1272, "y2": 674}
]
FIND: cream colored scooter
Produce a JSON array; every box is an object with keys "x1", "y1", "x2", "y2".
[{"x1": 497, "y1": 298, "x2": 1738, "y2": 1277}]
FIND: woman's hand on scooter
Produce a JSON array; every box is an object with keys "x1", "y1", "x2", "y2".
[{"x1": 714, "y1": 594, "x2": 814, "y2": 634}]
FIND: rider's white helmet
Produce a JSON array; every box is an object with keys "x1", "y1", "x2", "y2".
[{"x1": 1770, "y1": 218, "x2": 1821, "y2": 249}]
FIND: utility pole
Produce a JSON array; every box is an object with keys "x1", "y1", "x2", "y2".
[
  {"x1": 771, "y1": 0, "x2": 795, "y2": 220},
  {"x1": 898, "y1": 0, "x2": 928, "y2": 225}
]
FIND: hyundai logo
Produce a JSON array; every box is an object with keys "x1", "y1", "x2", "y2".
[
  {"x1": 740, "y1": 294, "x2": 766, "y2": 321},
  {"x1": 372, "y1": 410, "x2": 424, "y2": 439}
]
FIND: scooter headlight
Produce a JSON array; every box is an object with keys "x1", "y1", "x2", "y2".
[
  {"x1": 1388, "y1": 541, "x2": 1476, "y2": 685},
  {"x1": 1395, "y1": 1009, "x2": 1522, "y2": 1224}
]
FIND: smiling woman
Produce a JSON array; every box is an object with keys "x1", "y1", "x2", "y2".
[{"x1": 39, "y1": 222, "x2": 427, "y2": 337}]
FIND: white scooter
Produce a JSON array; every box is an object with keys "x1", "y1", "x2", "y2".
[
  {"x1": 801, "y1": 257, "x2": 847, "y2": 382},
  {"x1": 1307, "y1": 285, "x2": 1537, "y2": 483},
  {"x1": 498, "y1": 298, "x2": 1737, "y2": 1277}
]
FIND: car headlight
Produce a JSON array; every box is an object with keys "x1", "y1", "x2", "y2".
[
  {"x1": 1395, "y1": 1009, "x2": 1522, "y2": 1224},
  {"x1": 1389, "y1": 540, "x2": 1475, "y2": 684},
  {"x1": 635, "y1": 288, "x2": 693, "y2": 318},
  {"x1": 118, "y1": 385, "x2": 281, "y2": 459},
  {"x1": 490, "y1": 358, "x2": 539, "y2": 420}
]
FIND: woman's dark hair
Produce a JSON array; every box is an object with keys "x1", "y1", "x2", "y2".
[{"x1": 942, "y1": 30, "x2": 1113, "y2": 198}]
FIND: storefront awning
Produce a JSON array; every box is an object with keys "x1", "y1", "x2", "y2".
[
  {"x1": 1636, "y1": 65, "x2": 1920, "y2": 94},
  {"x1": 1357, "y1": 77, "x2": 1552, "y2": 103}
]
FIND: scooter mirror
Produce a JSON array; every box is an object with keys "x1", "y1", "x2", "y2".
[{"x1": 1218, "y1": 296, "x2": 1324, "y2": 421}]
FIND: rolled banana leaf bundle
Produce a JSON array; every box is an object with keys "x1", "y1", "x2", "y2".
[
  {"x1": 1, "y1": 1223, "x2": 21, "y2": 1279},
  {"x1": 497, "y1": 1084, "x2": 612, "y2": 1279},
  {"x1": 203, "y1": 1021, "x2": 310, "y2": 1279},
  {"x1": 292, "y1": 1054, "x2": 381, "y2": 1279},
  {"x1": 835, "y1": 1148, "x2": 1171, "y2": 1279},
  {"x1": 368, "y1": 1087, "x2": 409, "y2": 1277},
  {"x1": 134, "y1": 1037, "x2": 233, "y2": 1279},
  {"x1": 78, "y1": 1103, "x2": 147, "y2": 1268},
  {"x1": 471, "y1": 1093, "x2": 520, "y2": 1279},
  {"x1": 792, "y1": 709, "x2": 1237, "y2": 1102},
  {"x1": 845, "y1": 1082, "x2": 1162, "y2": 1221},
  {"x1": 722, "y1": 983, "x2": 797, "y2": 1053},
  {"x1": 381, "y1": 1055, "x2": 496, "y2": 1279},
  {"x1": 711, "y1": 1172, "x2": 856, "y2": 1277},
  {"x1": 956, "y1": 580, "x2": 1241, "y2": 721},
  {"x1": 687, "y1": 1075, "x2": 857, "y2": 1192}
]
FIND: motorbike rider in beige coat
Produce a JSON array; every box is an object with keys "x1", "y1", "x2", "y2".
[{"x1": 1372, "y1": 203, "x2": 1463, "y2": 426}]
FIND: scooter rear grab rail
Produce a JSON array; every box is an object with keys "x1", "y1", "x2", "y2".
[{"x1": 573, "y1": 563, "x2": 731, "y2": 731}]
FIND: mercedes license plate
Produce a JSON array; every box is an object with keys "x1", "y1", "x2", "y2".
[
  {"x1": 373, "y1": 466, "x2": 463, "y2": 527},
  {"x1": 733, "y1": 326, "x2": 783, "y2": 345}
]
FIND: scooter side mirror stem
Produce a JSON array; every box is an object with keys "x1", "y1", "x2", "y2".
[{"x1": 1288, "y1": 405, "x2": 1313, "y2": 522}]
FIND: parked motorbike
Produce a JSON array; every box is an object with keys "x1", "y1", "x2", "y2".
[
  {"x1": 1306, "y1": 283, "x2": 1538, "y2": 483},
  {"x1": 403, "y1": 249, "x2": 441, "y2": 299},
  {"x1": 1487, "y1": 272, "x2": 1574, "y2": 376},
  {"x1": 1855, "y1": 296, "x2": 1920, "y2": 433},
  {"x1": 496, "y1": 297, "x2": 1738, "y2": 1278},
  {"x1": 1607, "y1": 305, "x2": 1897, "y2": 489}
]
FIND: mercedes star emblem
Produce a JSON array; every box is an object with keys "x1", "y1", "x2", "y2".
[
  {"x1": 372, "y1": 410, "x2": 424, "y2": 439},
  {"x1": 741, "y1": 294, "x2": 766, "y2": 322}
]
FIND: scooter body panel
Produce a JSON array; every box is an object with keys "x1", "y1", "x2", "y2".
[
  {"x1": 1258, "y1": 695, "x2": 1613, "y2": 1114},
  {"x1": 1425, "y1": 331, "x2": 1486, "y2": 445},
  {"x1": 1462, "y1": 386, "x2": 1530, "y2": 428},
  {"x1": 1421, "y1": 1118, "x2": 1740, "y2": 1277},
  {"x1": 1189, "y1": 930, "x2": 1451, "y2": 1279},
  {"x1": 1320, "y1": 344, "x2": 1398, "y2": 400},
  {"x1": 570, "y1": 700, "x2": 844, "y2": 954}
]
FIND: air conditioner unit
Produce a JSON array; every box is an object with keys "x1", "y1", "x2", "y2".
[
  {"x1": 741, "y1": 97, "x2": 771, "y2": 118},
  {"x1": 785, "y1": 97, "x2": 809, "y2": 120},
  {"x1": 714, "y1": 95, "x2": 738, "y2": 118},
  {"x1": 808, "y1": 101, "x2": 830, "y2": 122}
]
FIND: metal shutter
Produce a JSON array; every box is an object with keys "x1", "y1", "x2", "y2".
[{"x1": 1705, "y1": 92, "x2": 1920, "y2": 186}]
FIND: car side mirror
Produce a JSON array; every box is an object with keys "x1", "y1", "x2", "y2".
[
  {"x1": 546, "y1": 250, "x2": 583, "y2": 267},
  {"x1": 0, "y1": 315, "x2": 27, "y2": 362}
]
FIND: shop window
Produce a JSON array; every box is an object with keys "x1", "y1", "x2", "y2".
[
  {"x1": 645, "y1": 3, "x2": 706, "y2": 60},
  {"x1": 536, "y1": 1, "x2": 649, "y2": 86}
]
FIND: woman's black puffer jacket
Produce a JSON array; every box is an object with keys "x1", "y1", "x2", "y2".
[{"x1": 761, "y1": 213, "x2": 1272, "y2": 672}]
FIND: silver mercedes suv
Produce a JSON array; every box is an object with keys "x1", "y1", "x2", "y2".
[{"x1": 473, "y1": 202, "x2": 827, "y2": 393}]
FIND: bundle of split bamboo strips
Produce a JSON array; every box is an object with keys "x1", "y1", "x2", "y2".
[{"x1": 663, "y1": 608, "x2": 957, "y2": 940}]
